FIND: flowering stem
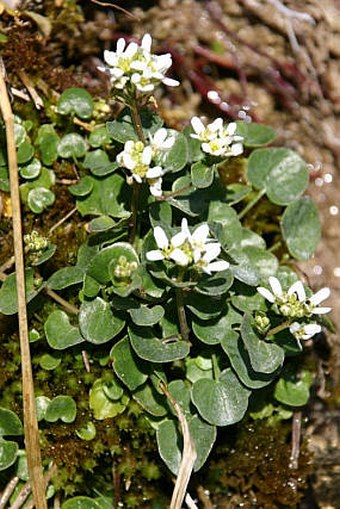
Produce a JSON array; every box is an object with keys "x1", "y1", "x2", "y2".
[
  {"x1": 128, "y1": 93, "x2": 145, "y2": 245},
  {"x1": 266, "y1": 320, "x2": 290, "y2": 337},
  {"x1": 238, "y1": 188, "x2": 266, "y2": 220},
  {"x1": 176, "y1": 287, "x2": 190, "y2": 342}
]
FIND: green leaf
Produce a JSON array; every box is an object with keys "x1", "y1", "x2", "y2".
[
  {"x1": 39, "y1": 352, "x2": 62, "y2": 370},
  {"x1": 35, "y1": 396, "x2": 50, "y2": 421},
  {"x1": 17, "y1": 139, "x2": 34, "y2": 164},
  {"x1": 69, "y1": 176, "x2": 93, "y2": 197},
  {"x1": 281, "y1": 196, "x2": 320, "y2": 260},
  {"x1": 27, "y1": 187, "x2": 55, "y2": 213},
  {"x1": 44, "y1": 396, "x2": 77, "y2": 423},
  {"x1": 58, "y1": 133, "x2": 87, "y2": 159},
  {"x1": 0, "y1": 268, "x2": 38, "y2": 315},
  {"x1": 185, "y1": 293, "x2": 223, "y2": 320},
  {"x1": 208, "y1": 202, "x2": 243, "y2": 249},
  {"x1": 240, "y1": 314, "x2": 284, "y2": 374},
  {"x1": 31, "y1": 244, "x2": 57, "y2": 266},
  {"x1": 89, "y1": 379, "x2": 128, "y2": 420},
  {"x1": 154, "y1": 130, "x2": 188, "y2": 173},
  {"x1": 186, "y1": 356, "x2": 213, "y2": 383},
  {"x1": 156, "y1": 420, "x2": 181, "y2": 474},
  {"x1": 57, "y1": 88, "x2": 94, "y2": 119},
  {"x1": 76, "y1": 173, "x2": 131, "y2": 218},
  {"x1": 191, "y1": 161, "x2": 215, "y2": 189},
  {"x1": 0, "y1": 166, "x2": 9, "y2": 192},
  {"x1": 47, "y1": 266, "x2": 84, "y2": 290},
  {"x1": 110, "y1": 337, "x2": 149, "y2": 391},
  {"x1": 102, "y1": 377, "x2": 124, "y2": 401},
  {"x1": 62, "y1": 497, "x2": 101, "y2": 509},
  {"x1": 129, "y1": 305, "x2": 164, "y2": 326},
  {"x1": 88, "y1": 215, "x2": 116, "y2": 232},
  {"x1": 190, "y1": 415, "x2": 217, "y2": 471},
  {"x1": 229, "y1": 246, "x2": 278, "y2": 286},
  {"x1": 20, "y1": 158, "x2": 41, "y2": 179},
  {"x1": 221, "y1": 331, "x2": 276, "y2": 389},
  {"x1": 0, "y1": 439, "x2": 18, "y2": 471},
  {"x1": 247, "y1": 148, "x2": 308, "y2": 205},
  {"x1": 191, "y1": 369, "x2": 251, "y2": 426},
  {"x1": 236, "y1": 121, "x2": 276, "y2": 147},
  {"x1": 133, "y1": 382, "x2": 168, "y2": 417},
  {"x1": 274, "y1": 366, "x2": 312, "y2": 407},
  {"x1": 89, "y1": 126, "x2": 111, "y2": 148},
  {"x1": 195, "y1": 270, "x2": 233, "y2": 297},
  {"x1": 79, "y1": 297, "x2": 125, "y2": 344},
  {"x1": 36, "y1": 125, "x2": 59, "y2": 166},
  {"x1": 83, "y1": 149, "x2": 110, "y2": 173},
  {"x1": 14, "y1": 124, "x2": 26, "y2": 146},
  {"x1": 75, "y1": 421, "x2": 96, "y2": 441},
  {"x1": 129, "y1": 325, "x2": 190, "y2": 363},
  {"x1": 45, "y1": 310, "x2": 84, "y2": 350},
  {"x1": 107, "y1": 242, "x2": 141, "y2": 297},
  {"x1": 149, "y1": 201, "x2": 172, "y2": 229},
  {"x1": 192, "y1": 309, "x2": 238, "y2": 345},
  {"x1": 0, "y1": 408, "x2": 23, "y2": 436}
]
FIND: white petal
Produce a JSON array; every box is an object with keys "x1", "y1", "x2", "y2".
[
  {"x1": 162, "y1": 77, "x2": 180, "y2": 87},
  {"x1": 226, "y1": 122, "x2": 237, "y2": 135},
  {"x1": 206, "y1": 260, "x2": 230, "y2": 272},
  {"x1": 170, "y1": 248, "x2": 190, "y2": 266},
  {"x1": 269, "y1": 276, "x2": 283, "y2": 297},
  {"x1": 146, "y1": 249, "x2": 164, "y2": 261},
  {"x1": 132, "y1": 173, "x2": 142, "y2": 184},
  {"x1": 142, "y1": 146, "x2": 153, "y2": 165},
  {"x1": 203, "y1": 243, "x2": 221, "y2": 263},
  {"x1": 257, "y1": 286, "x2": 275, "y2": 303},
  {"x1": 146, "y1": 166, "x2": 163, "y2": 179},
  {"x1": 230, "y1": 143, "x2": 243, "y2": 156},
  {"x1": 154, "y1": 226, "x2": 169, "y2": 250},
  {"x1": 288, "y1": 281, "x2": 306, "y2": 302},
  {"x1": 192, "y1": 223, "x2": 209, "y2": 244},
  {"x1": 208, "y1": 118, "x2": 223, "y2": 132},
  {"x1": 311, "y1": 306, "x2": 332, "y2": 315},
  {"x1": 103, "y1": 50, "x2": 117, "y2": 66},
  {"x1": 191, "y1": 116, "x2": 205, "y2": 135},
  {"x1": 289, "y1": 322, "x2": 300, "y2": 335},
  {"x1": 116, "y1": 38, "x2": 126, "y2": 54},
  {"x1": 309, "y1": 287, "x2": 330, "y2": 306},
  {"x1": 125, "y1": 41, "x2": 138, "y2": 58},
  {"x1": 152, "y1": 128, "x2": 167, "y2": 146},
  {"x1": 141, "y1": 33, "x2": 152, "y2": 52},
  {"x1": 303, "y1": 323, "x2": 321, "y2": 336},
  {"x1": 171, "y1": 230, "x2": 187, "y2": 248}
]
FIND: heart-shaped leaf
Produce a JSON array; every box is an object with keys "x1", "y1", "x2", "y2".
[
  {"x1": 79, "y1": 297, "x2": 125, "y2": 344},
  {"x1": 44, "y1": 396, "x2": 77, "y2": 423},
  {"x1": 129, "y1": 305, "x2": 164, "y2": 326},
  {"x1": 129, "y1": 325, "x2": 190, "y2": 363},
  {"x1": 45, "y1": 310, "x2": 84, "y2": 350},
  {"x1": 57, "y1": 88, "x2": 94, "y2": 119},
  {"x1": 110, "y1": 337, "x2": 149, "y2": 391}
]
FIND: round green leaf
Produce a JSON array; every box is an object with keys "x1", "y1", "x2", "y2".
[
  {"x1": 185, "y1": 293, "x2": 223, "y2": 320},
  {"x1": 281, "y1": 196, "x2": 320, "y2": 260},
  {"x1": 240, "y1": 314, "x2": 284, "y2": 374},
  {"x1": 0, "y1": 408, "x2": 23, "y2": 436},
  {"x1": 62, "y1": 497, "x2": 101, "y2": 509},
  {"x1": 193, "y1": 312, "x2": 234, "y2": 345},
  {"x1": 0, "y1": 268, "x2": 38, "y2": 315},
  {"x1": 69, "y1": 176, "x2": 93, "y2": 197},
  {"x1": 247, "y1": 148, "x2": 308, "y2": 205},
  {"x1": 79, "y1": 297, "x2": 125, "y2": 344},
  {"x1": 195, "y1": 270, "x2": 233, "y2": 297},
  {"x1": 27, "y1": 187, "x2": 55, "y2": 213},
  {"x1": 191, "y1": 369, "x2": 251, "y2": 426},
  {"x1": 14, "y1": 124, "x2": 26, "y2": 146},
  {"x1": 236, "y1": 121, "x2": 276, "y2": 147},
  {"x1": 44, "y1": 396, "x2": 77, "y2": 423},
  {"x1": 84, "y1": 149, "x2": 109, "y2": 172},
  {"x1": 17, "y1": 139, "x2": 34, "y2": 164},
  {"x1": 89, "y1": 126, "x2": 111, "y2": 147},
  {"x1": 190, "y1": 414, "x2": 217, "y2": 471},
  {"x1": 57, "y1": 88, "x2": 94, "y2": 119},
  {"x1": 20, "y1": 158, "x2": 41, "y2": 179},
  {"x1": 191, "y1": 161, "x2": 215, "y2": 189},
  {"x1": 89, "y1": 379, "x2": 128, "y2": 420},
  {"x1": 274, "y1": 367, "x2": 312, "y2": 407},
  {"x1": 58, "y1": 133, "x2": 87, "y2": 159},
  {"x1": 129, "y1": 325, "x2": 190, "y2": 363},
  {"x1": 47, "y1": 266, "x2": 84, "y2": 290},
  {"x1": 75, "y1": 421, "x2": 96, "y2": 441},
  {"x1": 0, "y1": 439, "x2": 18, "y2": 471},
  {"x1": 88, "y1": 215, "x2": 116, "y2": 232},
  {"x1": 110, "y1": 337, "x2": 149, "y2": 391},
  {"x1": 102, "y1": 377, "x2": 124, "y2": 401},
  {"x1": 132, "y1": 382, "x2": 168, "y2": 417},
  {"x1": 36, "y1": 124, "x2": 59, "y2": 166},
  {"x1": 221, "y1": 330, "x2": 276, "y2": 389},
  {"x1": 31, "y1": 243, "x2": 57, "y2": 266},
  {"x1": 44, "y1": 310, "x2": 84, "y2": 350},
  {"x1": 107, "y1": 108, "x2": 163, "y2": 143},
  {"x1": 35, "y1": 396, "x2": 51, "y2": 422},
  {"x1": 129, "y1": 305, "x2": 164, "y2": 326},
  {"x1": 156, "y1": 419, "x2": 181, "y2": 475},
  {"x1": 39, "y1": 353, "x2": 62, "y2": 370}
]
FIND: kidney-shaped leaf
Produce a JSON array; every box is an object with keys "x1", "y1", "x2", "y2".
[
  {"x1": 240, "y1": 314, "x2": 284, "y2": 374},
  {"x1": 57, "y1": 88, "x2": 94, "y2": 119},
  {"x1": 281, "y1": 196, "x2": 320, "y2": 260},
  {"x1": 129, "y1": 305, "x2": 164, "y2": 326},
  {"x1": 44, "y1": 396, "x2": 77, "y2": 423},
  {"x1": 0, "y1": 268, "x2": 38, "y2": 315},
  {"x1": 129, "y1": 325, "x2": 189, "y2": 363},
  {"x1": 192, "y1": 369, "x2": 251, "y2": 426},
  {"x1": 236, "y1": 121, "x2": 276, "y2": 147},
  {"x1": 45, "y1": 310, "x2": 84, "y2": 350},
  {"x1": 79, "y1": 297, "x2": 125, "y2": 344},
  {"x1": 0, "y1": 439, "x2": 18, "y2": 471},
  {"x1": 247, "y1": 148, "x2": 308, "y2": 205}
]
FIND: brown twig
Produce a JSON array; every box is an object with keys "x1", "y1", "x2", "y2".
[
  {"x1": 160, "y1": 382, "x2": 197, "y2": 509},
  {"x1": 89, "y1": 0, "x2": 138, "y2": 19},
  {"x1": 289, "y1": 410, "x2": 302, "y2": 469},
  {"x1": 44, "y1": 287, "x2": 79, "y2": 315},
  {"x1": 0, "y1": 58, "x2": 47, "y2": 509},
  {"x1": 0, "y1": 476, "x2": 19, "y2": 509}
]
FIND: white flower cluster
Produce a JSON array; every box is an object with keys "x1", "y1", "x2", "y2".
[
  {"x1": 190, "y1": 117, "x2": 244, "y2": 158},
  {"x1": 116, "y1": 128, "x2": 174, "y2": 197},
  {"x1": 98, "y1": 34, "x2": 179, "y2": 93},
  {"x1": 257, "y1": 276, "x2": 331, "y2": 342},
  {"x1": 146, "y1": 218, "x2": 230, "y2": 275}
]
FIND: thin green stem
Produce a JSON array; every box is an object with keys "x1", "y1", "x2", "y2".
[
  {"x1": 212, "y1": 353, "x2": 220, "y2": 382},
  {"x1": 266, "y1": 320, "x2": 290, "y2": 337},
  {"x1": 129, "y1": 93, "x2": 146, "y2": 144},
  {"x1": 175, "y1": 287, "x2": 190, "y2": 342},
  {"x1": 238, "y1": 188, "x2": 266, "y2": 220}
]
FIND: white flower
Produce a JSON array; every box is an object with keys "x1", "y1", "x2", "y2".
[
  {"x1": 145, "y1": 166, "x2": 163, "y2": 197},
  {"x1": 289, "y1": 322, "x2": 321, "y2": 341},
  {"x1": 146, "y1": 226, "x2": 189, "y2": 266},
  {"x1": 257, "y1": 276, "x2": 284, "y2": 303},
  {"x1": 196, "y1": 243, "x2": 230, "y2": 275},
  {"x1": 98, "y1": 33, "x2": 179, "y2": 93},
  {"x1": 149, "y1": 128, "x2": 175, "y2": 153},
  {"x1": 304, "y1": 287, "x2": 331, "y2": 315},
  {"x1": 116, "y1": 141, "x2": 155, "y2": 184},
  {"x1": 190, "y1": 117, "x2": 243, "y2": 158}
]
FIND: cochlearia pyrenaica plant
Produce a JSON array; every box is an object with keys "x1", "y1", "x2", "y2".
[{"x1": 0, "y1": 33, "x2": 333, "y2": 508}]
